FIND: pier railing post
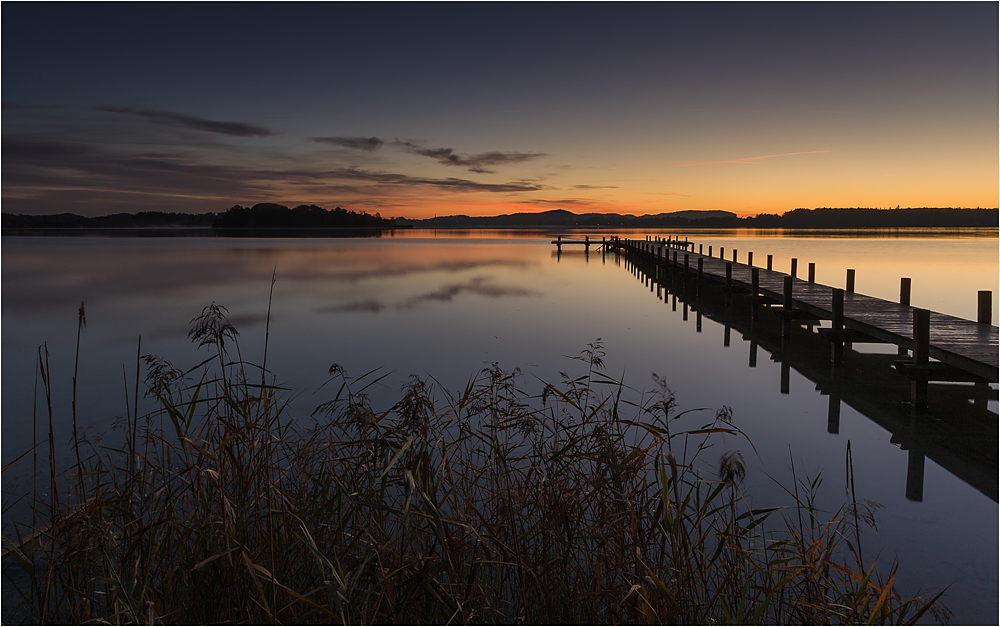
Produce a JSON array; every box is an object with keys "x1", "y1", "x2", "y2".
[
  {"x1": 808, "y1": 262, "x2": 815, "y2": 283},
  {"x1": 720, "y1": 246, "x2": 724, "y2": 260},
  {"x1": 978, "y1": 291, "x2": 992, "y2": 325},
  {"x1": 831, "y1": 288, "x2": 844, "y2": 364},
  {"x1": 911, "y1": 308, "x2": 930, "y2": 410},
  {"x1": 791, "y1": 258, "x2": 797, "y2": 278},
  {"x1": 846, "y1": 269, "x2": 856, "y2": 293},
  {"x1": 898, "y1": 277, "x2": 912, "y2": 355},
  {"x1": 747, "y1": 251, "x2": 753, "y2": 267},
  {"x1": 726, "y1": 261, "x2": 732, "y2": 291},
  {"x1": 767, "y1": 254, "x2": 773, "y2": 271},
  {"x1": 699, "y1": 244, "x2": 703, "y2": 255}
]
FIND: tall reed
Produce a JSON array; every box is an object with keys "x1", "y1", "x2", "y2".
[{"x1": 4, "y1": 304, "x2": 948, "y2": 625}]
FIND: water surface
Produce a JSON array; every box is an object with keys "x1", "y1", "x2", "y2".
[{"x1": 2, "y1": 228, "x2": 997, "y2": 623}]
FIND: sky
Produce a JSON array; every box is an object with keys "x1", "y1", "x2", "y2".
[{"x1": 3, "y1": 2, "x2": 997, "y2": 219}]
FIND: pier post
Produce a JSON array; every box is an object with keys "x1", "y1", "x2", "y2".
[
  {"x1": 747, "y1": 251, "x2": 753, "y2": 267},
  {"x1": 672, "y1": 251, "x2": 677, "y2": 269},
  {"x1": 781, "y1": 362, "x2": 790, "y2": 394},
  {"x1": 697, "y1": 257, "x2": 703, "y2": 285},
  {"x1": 911, "y1": 308, "x2": 930, "y2": 410},
  {"x1": 978, "y1": 290, "x2": 992, "y2": 325},
  {"x1": 749, "y1": 340, "x2": 757, "y2": 367},
  {"x1": 684, "y1": 253, "x2": 689, "y2": 278},
  {"x1": 846, "y1": 269, "x2": 856, "y2": 293},
  {"x1": 726, "y1": 261, "x2": 732, "y2": 292},
  {"x1": 708, "y1": 245, "x2": 712, "y2": 257},
  {"x1": 767, "y1": 254, "x2": 773, "y2": 271},
  {"x1": 733, "y1": 249, "x2": 737, "y2": 263},
  {"x1": 790, "y1": 258, "x2": 797, "y2": 278},
  {"x1": 751, "y1": 267, "x2": 760, "y2": 319},
  {"x1": 699, "y1": 244, "x2": 703, "y2": 255},
  {"x1": 720, "y1": 246, "x2": 724, "y2": 260},
  {"x1": 831, "y1": 288, "x2": 844, "y2": 364},
  {"x1": 808, "y1": 262, "x2": 815, "y2": 283}
]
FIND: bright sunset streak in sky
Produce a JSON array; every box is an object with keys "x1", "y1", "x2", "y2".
[{"x1": 3, "y1": 4, "x2": 996, "y2": 219}]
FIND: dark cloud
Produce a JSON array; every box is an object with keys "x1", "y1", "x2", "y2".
[
  {"x1": 3, "y1": 102, "x2": 61, "y2": 110},
  {"x1": 97, "y1": 106, "x2": 272, "y2": 137},
  {"x1": 401, "y1": 277, "x2": 538, "y2": 308},
  {"x1": 314, "y1": 136, "x2": 384, "y2": 151},
  {"x1": 572, "y1": 184, "x2": 618, "y2": 190},
  {"x1": 393, "y1": 140, "x2": 544, "y2": 173},
  {"x1": 318, "y1": 298, "x2": 386, "y2": 314},
  {"x1": 329, "y1": 167, "x2": 544, "y2": 193},
  {"x1": 1, "y1": 135, "x2": 546, "y2": 215}
]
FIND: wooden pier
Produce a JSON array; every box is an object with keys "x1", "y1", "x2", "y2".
[
  {"x1": 607, "y1": 236, "x2": 998, "y2": 406},
  {"x1": 616, "y1": 251, "x2": 997, "y2": 501},
  {"x1": 551, "y1": 235, "x2": 602, "y2": 251}
]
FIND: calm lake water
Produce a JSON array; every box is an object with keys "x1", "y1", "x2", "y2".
[{"x1": 2, "y1": 228, "x2": 997, "y2": 623}]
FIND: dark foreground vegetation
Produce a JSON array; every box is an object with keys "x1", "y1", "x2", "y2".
[{"x1": 5, "y1": 305, "x2": 948, "y2": 624}]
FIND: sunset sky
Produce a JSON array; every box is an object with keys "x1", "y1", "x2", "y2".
[{"x1": 3, "y1": 3, "x2": 997, "y2": 219}]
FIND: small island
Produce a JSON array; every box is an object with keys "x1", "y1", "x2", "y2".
[{"x1": 212, "y1": 203, "x2": 396, "y2": 229}]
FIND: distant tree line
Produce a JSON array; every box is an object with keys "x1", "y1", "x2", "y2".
[
  {"x1": 212, "y1": 203, "x2": 395, "y2": 229},
  {"x1": 4, "y1": 205, "x2": 995, "y2": 231},
  {"x1": 402, "y1": 207, "x2": 998, "y2": 228},
  {"x1": 2, "y1": 211, "x2": 216, "y2": 229}
]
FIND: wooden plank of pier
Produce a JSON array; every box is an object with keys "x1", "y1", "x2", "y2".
[{"x1": 612, "y1": 236, "x2": 999, "y2": 381}]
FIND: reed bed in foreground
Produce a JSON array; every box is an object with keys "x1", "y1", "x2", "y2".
[{"x1": 5, "y1": 304, "x2": 947, "y2": 625}]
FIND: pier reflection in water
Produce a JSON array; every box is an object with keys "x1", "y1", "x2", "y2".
[{"x1": 611, "y1": 242, "x2": 997, "y2": 504}]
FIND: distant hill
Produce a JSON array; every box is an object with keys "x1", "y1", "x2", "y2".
[{"x1": 397, "y1": 209, "x2": 738, "y2": 227}]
